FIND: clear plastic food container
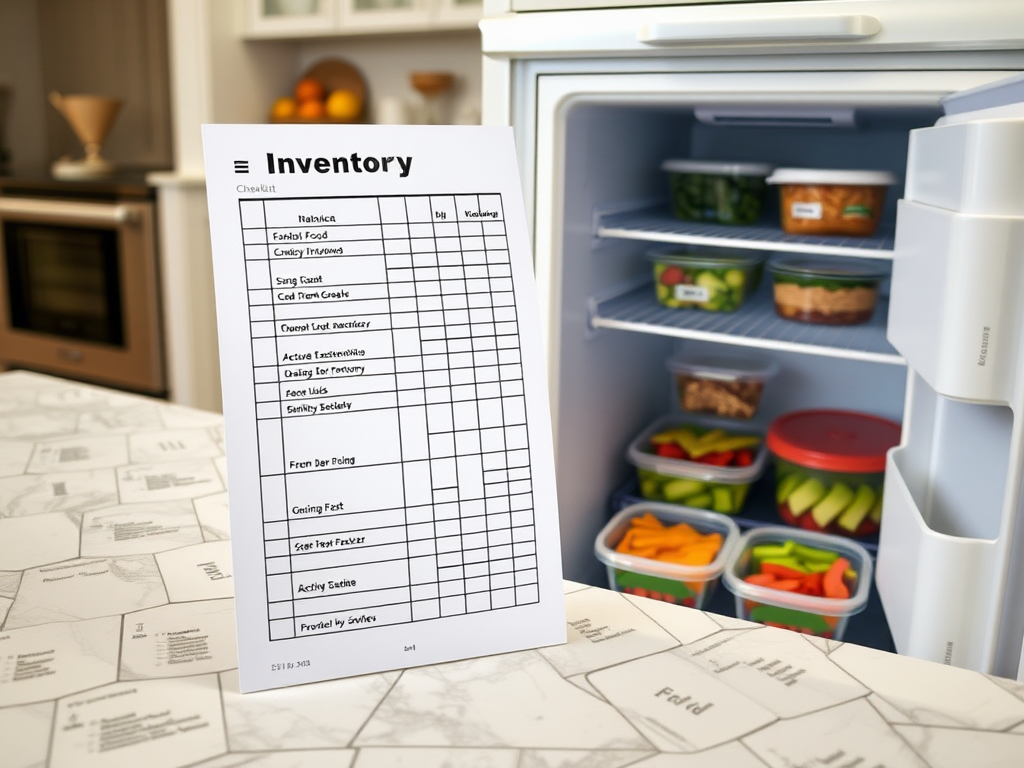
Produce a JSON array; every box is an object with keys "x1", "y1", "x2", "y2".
[
  {"x1": 595, "y1": 502, "x2": 740, "y2": 608},
  {"x1": 766, "y1": 168, "x2": 897, "y2": 237},
  {"x1": 651, "y1": 247, "x2": 766, "y2": 312},
  {"x1": 722, "y1": 526, "x2": 873, "y2": 640},
  {"x1": 662, "y1": 159, "x2": 774, "y2": 225},
  {"x1": 667, "y1": 351, "x2": 779, "y2": 421},
  {"x1": 628, "y1": 414, "x2": 768, "y2": 515},
  {"x1": 767, "y1": 409, "x2": 902, "y2": 538},
  {"x1": 769, "y1": 256, "x2": 889, "y2": 326}
]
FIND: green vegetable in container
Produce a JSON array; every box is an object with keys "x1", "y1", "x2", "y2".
[
  {"x1": 651, "y1": 249, "x2": 765, "y2": 313},
  {"x1": 661, "y1": 160, "x2": 774, "y2": 226},
  {"x1": 670, "y1": 173, "x2": 766, "y2": 225}
]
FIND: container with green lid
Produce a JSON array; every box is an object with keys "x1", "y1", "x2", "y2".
[
  {"x1": 767, "y1": 409, "x2": 902, "y2": 538},
  {"x1": 662, "y1": 159, "x2": 774, "y2": 225},
  {"x1": 769, "y1": 256, "x2": 889, "y2": 325},
  {"x1": 651, "y1": 247, "x2": 766, "y2": 312}
]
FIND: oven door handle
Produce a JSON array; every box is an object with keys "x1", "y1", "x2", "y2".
[{"x1": 0, "y1": 198, "x2": 140, "y2": 225}]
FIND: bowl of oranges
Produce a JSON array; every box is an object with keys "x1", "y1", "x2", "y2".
[{"x1": 270, "y1": 58, "x2": 367, "y2": 124}]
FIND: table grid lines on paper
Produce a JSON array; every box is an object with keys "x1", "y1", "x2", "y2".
[{"x1": 238, "y1": 193, "x2": 539, "y2": 641}]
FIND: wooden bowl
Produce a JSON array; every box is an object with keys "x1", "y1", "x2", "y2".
[{"x1": 410, "y1": 71, "x2": 454, "y2": 98}]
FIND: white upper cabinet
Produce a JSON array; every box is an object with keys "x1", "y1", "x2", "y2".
[
  {"x1": 244, "y1": 0, "x2": 339, "y2": 36},
  {"x1": 434, "y1": 0, "x2": 485, "y2": 26},
  {"x1": 244, "y1": 0, "x2": 481, "y2": 38}
]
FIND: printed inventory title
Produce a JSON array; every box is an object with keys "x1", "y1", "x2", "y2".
[{"x1": 266, "y1": 152, "x2": 413, "y2": 178}]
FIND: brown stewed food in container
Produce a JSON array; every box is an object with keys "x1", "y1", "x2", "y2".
[
  {"x1": 667, "y1": 352, "x2": 778, "y2": 421},
  {"x1": 767, "y1": 168, "x2": 897, "y2": 237},
  {"x1": 769, "y1": 257, "x2": 889, "y2": 326}
]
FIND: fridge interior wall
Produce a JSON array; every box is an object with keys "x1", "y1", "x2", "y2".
[{"x1": 552, "y1": 99, "x2": 939, "y2": 587}]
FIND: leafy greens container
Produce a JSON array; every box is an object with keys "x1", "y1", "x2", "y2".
[{"x1": 662, "y1": 159, "x2": 774, "y2": 225}]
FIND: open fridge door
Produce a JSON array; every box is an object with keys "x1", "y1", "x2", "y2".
[{"x1": 879, "y1": 73, "x2": 1024, "y2": 680}]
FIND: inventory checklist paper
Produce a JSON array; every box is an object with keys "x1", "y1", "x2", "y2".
[{"x1": 202, "y1": 124, "x2": 566, "y2": 692}]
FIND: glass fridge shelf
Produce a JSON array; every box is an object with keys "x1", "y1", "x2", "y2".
[
  {"x1": 588, "y1": 281, "x2": 904, "y2": 365},
  {"x1": 595, "y1": 205, "x2": 896, "y2": 259}
]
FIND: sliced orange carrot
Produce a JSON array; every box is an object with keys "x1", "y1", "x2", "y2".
[
  {"x1": 823, "y1": 556, "x2": 851, "y2": 599},
  {"x1": 613, "y1": 514, "x2": 724, "y2": 566},
  {"x1": 630, "y1": 546, "x2": 662, "y2": 559},
  {"x1": 662, "y1": 550, "x2": 715, "y2": 566},
  {"x1": 614, "y1": 529, "x2": 640, "y2": 553},
  {"x1": 744, "y1": 573, "x2": 777, "y2": 587},
  {"x1": 631, "y1": 529, "x2": 697, "y2": 549}
]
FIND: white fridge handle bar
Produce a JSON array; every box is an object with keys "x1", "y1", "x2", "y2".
[
  {"x1": 638, "y1": 14, "x2": 882, "y2": 46},
  {"x1": 0, "y1": 197, "x2": 139, "y2": 225}
]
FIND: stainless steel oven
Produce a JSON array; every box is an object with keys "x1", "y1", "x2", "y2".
[{"x1": 0, "y1": 175, "x2": 165, "y2": 395}]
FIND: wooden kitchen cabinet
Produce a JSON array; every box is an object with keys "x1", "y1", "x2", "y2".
[{"x1": 243, "y1": 0, "x2": 481, "y2": 38}]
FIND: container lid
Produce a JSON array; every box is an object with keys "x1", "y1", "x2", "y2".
[
  {"x1": 595, "y1": 502, "x2": 741, "y2": 582},
  {"x1": 661, "y1": 159, "x2": 774, "y2": 176},
  {"x1": 667, "y1": 351, "x2": 779, "y2": 383},
  {"x1": 722, "y1": 525, "x2": 874, "y2": 617},
  {"x1": 769, "y1": 256, "x2": 889, "y2": 283},
  {"x1": 766, "y1": 168, "x2": 897, "y2": 186},
  {"x1": 649, "y1": 246, "x2": 767, "y2": 270},
  {"x1": 628, "y1": 414, "x2": 768, "y2": 483},
  {"x1": 767, "y1": 409, "x2": 901, "y2": 473}
]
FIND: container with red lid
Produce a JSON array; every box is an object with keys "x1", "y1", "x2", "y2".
[{"x1": 767, "y1": 409, "x2": 902, "y2": 538}]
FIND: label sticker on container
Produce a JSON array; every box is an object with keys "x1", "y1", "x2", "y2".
[
  {"x1": 790, "y1": 202, "x2": 823, "y2": 220},
  {"x1": 674, "y1": 285, "x2": 710, "y2": 302},
  {"x1": 842, "y1": 204, "x2": 873, "y2": 219}
]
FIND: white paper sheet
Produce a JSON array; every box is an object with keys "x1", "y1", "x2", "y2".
[{"x1": 202, "y1": 124, "x2": 566, "y2": 692}]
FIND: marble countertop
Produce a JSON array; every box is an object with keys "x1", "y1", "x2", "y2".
[{"x1": 1, "y1": 370, "x2": 1023, "y2": 768}]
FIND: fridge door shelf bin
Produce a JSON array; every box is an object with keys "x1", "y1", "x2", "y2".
[
  {"x1": 877, "y1": 445, "x2": 1008, "y2": 674},
  {"x1": 595, "y1": 204, "x2": 896, "y2": 259},
  {"x1": 587, "y1": 279, "x2": 904, "y2": 364}
]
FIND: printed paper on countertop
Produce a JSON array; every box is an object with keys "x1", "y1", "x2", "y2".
[{"x1": 201, "y1": 123, "x2": 565, "y2": 692}]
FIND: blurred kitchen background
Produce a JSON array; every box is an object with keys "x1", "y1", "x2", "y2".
[{"x1": 0, "y1": 0, "x2": 484, "y2": 413}]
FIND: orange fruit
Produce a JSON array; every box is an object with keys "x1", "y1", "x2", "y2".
[
  {"x1": 270, "y1": 96, "x2": 297, "y2": 121},
  {"x1": 296, "y1": 99, "x2": 326, "y2": 120},
  {"x1": 325, "y1": 90, "x2": 361, "y2": 121},
  {"x1": 294, "y1": 77, "x2": 325, "y2": 103}
]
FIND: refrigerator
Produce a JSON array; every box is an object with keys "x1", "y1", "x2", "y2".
[{"x1": 479, "y1": 0, "x2": 1024, "y2": 680}]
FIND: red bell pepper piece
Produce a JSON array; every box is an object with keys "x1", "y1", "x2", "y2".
[
  {"x1": 768, "y1": 578, "x2": 803, "y2": 592},
  {"x1": 761, "y1": 563, "x2": 806, "y2": 580},
  {"x1": 744, "y1": 573, "x2": 777, "y2": 587},
  {"x1": 698, "y1": 450, "x2": 735, "y2": 466},
  {"x1": 734, "y1": 449, "x2": 754, "y2": 467},
  {"x1": 655, "y1": 443, "x2": 688, "y2": 460},
  {"x1": 799, "y1": 572, "x2": 824, "y2": 597},
  {"x1": 799, "y1": 513, "x2": 821, "y2": 531}
]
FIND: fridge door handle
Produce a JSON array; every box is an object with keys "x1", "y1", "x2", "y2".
[{"x1": 638, "y1": 15, "x2": 882, "y2": 46}]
